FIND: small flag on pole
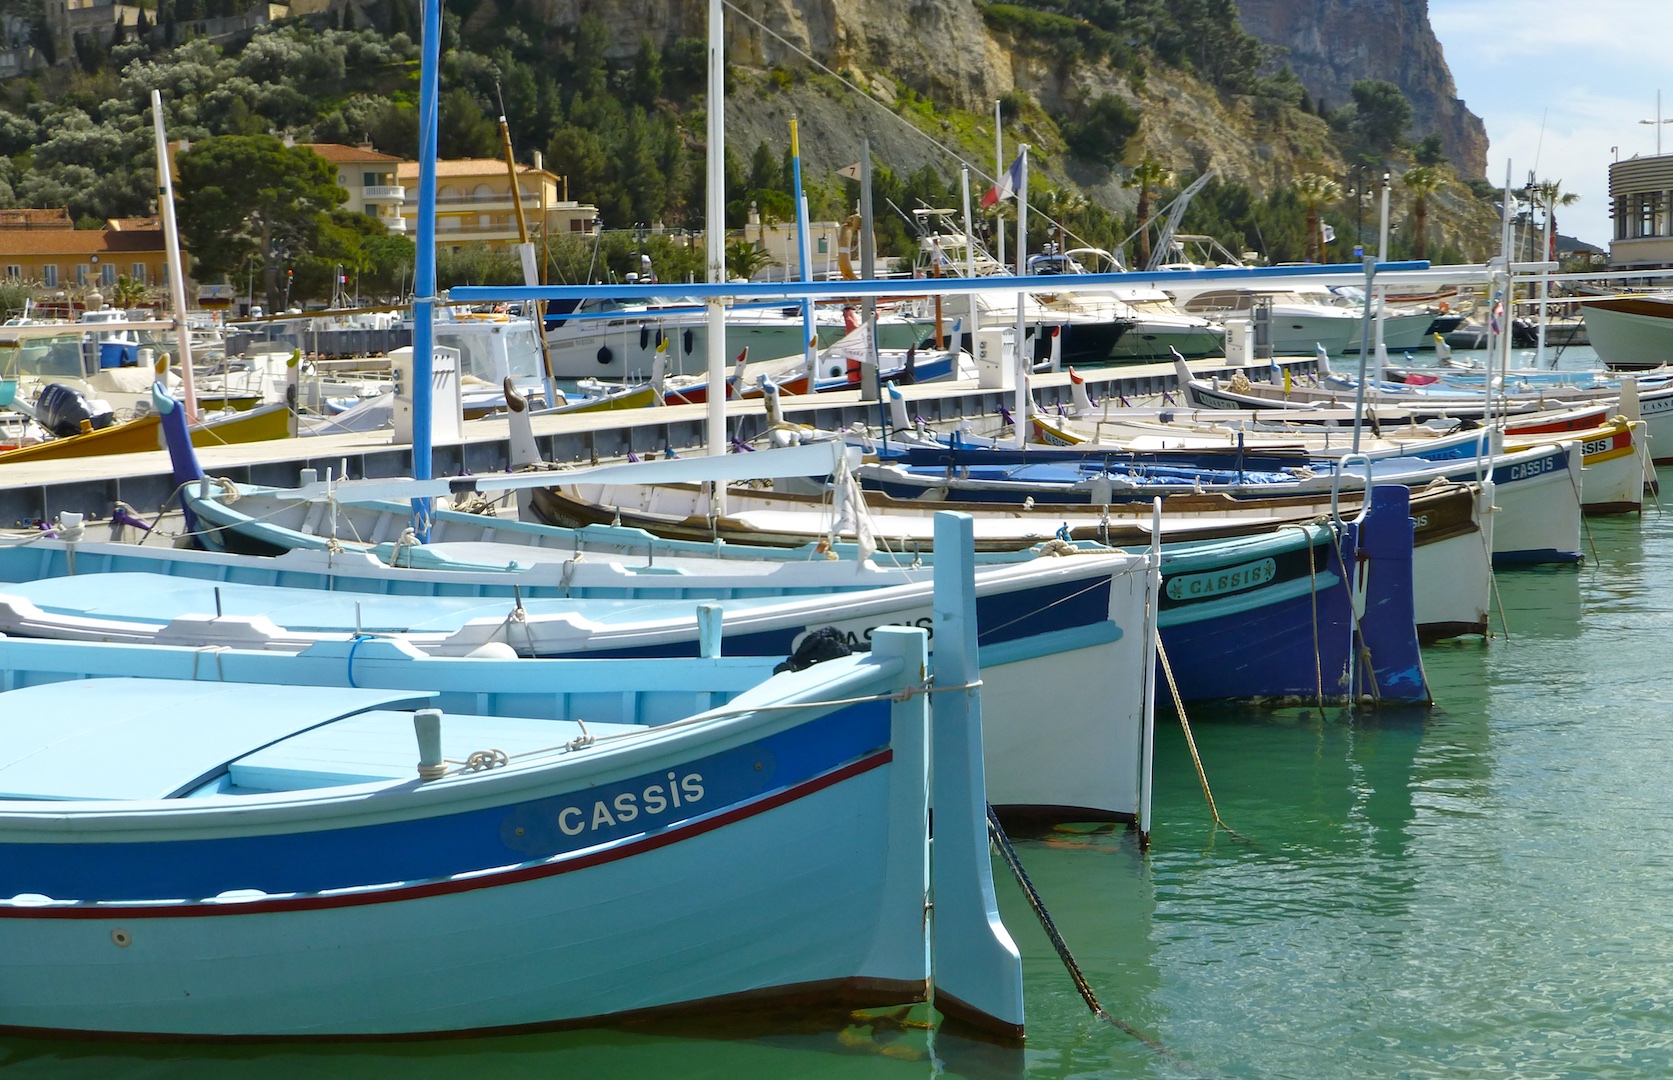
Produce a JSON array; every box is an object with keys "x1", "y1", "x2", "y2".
[
  {"x1": 980, "y1": 151, "x2": 1026, "y2": 209},
  {"x1": 837, "y1": 162, "x2": 861, "y2": 181}
]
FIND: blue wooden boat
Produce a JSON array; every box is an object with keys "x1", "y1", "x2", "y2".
[
  {"x1": 0, "y1": 513, "x2": 1025, "y2": 1040},
  {"x1": 132, "y1": 385, "x2": 1420, "y2": 704},
  {"x1": 1155, "y1": 483, "x2": 1427, "y2": 705},
  {"x1": 532, "y1": 478, "x2": 1436, "y2": 704}
]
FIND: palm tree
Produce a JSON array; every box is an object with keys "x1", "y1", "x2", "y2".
[
  {"x1": 1401, "y1": 166, "x2": 1446, "y2": 261},
  {"x1": 1530, "y1": 178, "x2": 1579, "y2": 261},
  {"x1": 1293, "y1": 173, "x2": 1343, "y2": 264},
  {"x1": 1123, "y1": 157, "x2": 1173, "y2": 267},
  {"x1": 110, "y1": 274, "x2": 152, "y2": 311},
  {"x1": 1038, "y1": 186, "x2": 1088, "y2": 256},
  {"x1": 725, "y1": 239, "x2": 775, "y2": 282}
]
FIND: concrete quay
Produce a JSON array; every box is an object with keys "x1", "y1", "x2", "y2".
[{"x1": 0, "y1": 358, "x2": 1275, "y2": 528}]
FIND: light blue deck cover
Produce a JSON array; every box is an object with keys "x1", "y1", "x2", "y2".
[{"x1": 0, "y1": 681, "x2": 433, "y2": 801}]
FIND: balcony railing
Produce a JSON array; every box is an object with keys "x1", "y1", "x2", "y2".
[
  {"x1": 433, "y1": 195, "x2": 543, "y2": 209},
  {"x1": 363, "y1": 185, "x2": 406, "y2": 202}
]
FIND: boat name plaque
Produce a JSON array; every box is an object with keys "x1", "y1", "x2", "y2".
[{"x1": 1166, "y1": 558, "x2": 1277, "y2": 602}]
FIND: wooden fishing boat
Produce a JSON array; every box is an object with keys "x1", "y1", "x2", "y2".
[
  {"x1": 22, "y1": 404, "x2": 1161, "y2": 824},
  {"x1": 530, "y1": 478, "x2": 1487, "y2": 644},
  {"x1": 1028, "y1": 409, "x2": 1647, "y2": 515},
  {"x1": 0, "y1": 399, "x2": 290, "y2": 463},
  {"x1": 1175, "y1": 354, "x2": 1673, "y2": 464},
  {"x1": 0, "y1": 517, "x2": 1023, "y2": 1039}
]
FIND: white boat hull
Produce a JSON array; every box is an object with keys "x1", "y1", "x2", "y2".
[{"x1": 1582, "y1": 298, "x2": 1673, "y2": 370}]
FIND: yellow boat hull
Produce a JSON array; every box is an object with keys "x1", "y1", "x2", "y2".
[{"x1": 0, "y1": 402, "x2": 289, "y2": 464}]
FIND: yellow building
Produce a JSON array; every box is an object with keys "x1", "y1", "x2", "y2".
[
  {"x1": 301, "y1": 143, "x2": 407, "y2": 235},
  {"x1": 0, "y1": 209, "x2": 174, "y2": 306},
  {"x1": 395, "y1": 153, "x2": 599, "y2": 252}
]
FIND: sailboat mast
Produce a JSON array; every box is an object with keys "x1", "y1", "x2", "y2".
[
  {"x1": 1011, "y1": 146, "x2": 1029, "y2": 449},
  {"x1": 497, "y1": 111, "x2": 558, "y2": 409},
  {"x1": 704, "y1": 0, "x2": 727, "y2": 456},
  {"x1": 1373, "y1": 171, "x2": 1391, "y2": 368},
  {"x1": 961, "y1": 166, "x2": 979, "y2": 342},
  {"x1": 994, "y1": 100, "x2": 1005, "y2": 270},
  {"x1": 149, "y1": 90, "x2": 197, "y2": 418}
]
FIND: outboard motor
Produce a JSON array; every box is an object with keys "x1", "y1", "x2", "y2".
[{"x1": 35, "y1": 383, "x2": 115, "y2": 438}]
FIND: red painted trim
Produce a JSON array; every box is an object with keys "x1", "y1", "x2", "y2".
[{"x1": 0, "y1": 749, "x2": 894, "y2": 920}]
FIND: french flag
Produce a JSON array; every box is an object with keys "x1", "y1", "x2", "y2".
[{"x1": 981, "y1": 151, "x2": 1026, "y2": 209}]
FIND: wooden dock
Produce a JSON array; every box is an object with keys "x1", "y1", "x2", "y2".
[{"x1": 0, "y1": 358, "x2": 1258, "y2": 527}]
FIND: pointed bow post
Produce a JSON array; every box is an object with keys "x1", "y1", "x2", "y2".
[{"x1": 930, "y1": 510, "x2": 1024, "y2": 1040}]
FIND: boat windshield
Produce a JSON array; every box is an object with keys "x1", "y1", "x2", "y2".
[
  {"x1": 501, "y1": 325, "x2": 545, "y2": 379},
  {"x1": 434, "y1": 323, "x2": 545, "y2": 381},
  {"x1": 5, "y1": 334, "x2": 88, "y2": 378}
]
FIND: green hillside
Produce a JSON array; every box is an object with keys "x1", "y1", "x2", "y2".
[{"x1": 0, "y1": 1, "x2": 1500, "y2": 306}]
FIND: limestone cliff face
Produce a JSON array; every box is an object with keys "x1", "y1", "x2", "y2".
[
  {"x1": 520, "y1": 0, "x2": 1491, "y2": 248},
  {"x1": 1234, "y1": 0, "x2": 1488, "y2": 176},
  {"x1": 524, "y1": 0, "x2": 1006, "y2": 111}
]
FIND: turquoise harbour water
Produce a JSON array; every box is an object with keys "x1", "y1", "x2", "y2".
[{"x1": 8, "y1": 352, "x2": 1672, "y2": 1079}]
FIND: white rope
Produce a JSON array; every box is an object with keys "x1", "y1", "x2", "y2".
[{"x1": 390, "y1": 527, "x2": 420, "y2": 567}]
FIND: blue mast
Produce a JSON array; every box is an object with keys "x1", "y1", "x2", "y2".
[
  {"x1": 790, "y1": 117, "x2": 815, "y2": 384},
  {"x1": 410, "y1": 0, "x2": 441, "y2": 538}
]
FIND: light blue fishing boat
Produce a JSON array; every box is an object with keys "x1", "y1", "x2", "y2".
[
  {"x1": 2, "y1": 406, "x2": 1162, "y2": 823},
  {"x1": 0, "y1": 551, "x2": 1155, "y2": 824},
  {"x1": 0, "y1": 513, "x2": 1026, "y2": 1041}
]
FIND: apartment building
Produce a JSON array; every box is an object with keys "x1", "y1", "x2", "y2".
[
  {"x1": 0, "y1": 209, "x2": 173, "y2": 296},
  {"x1": 395, "y1": 153, "x2": 599, "y2": 251},
  {"x1": 301, "y1": 142, "x2": 406, "y2": 235}
]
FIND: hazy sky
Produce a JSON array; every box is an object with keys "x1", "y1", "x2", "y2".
[{"x1": 1429, "y1": 1, "x2": 1673, "y2": 247}]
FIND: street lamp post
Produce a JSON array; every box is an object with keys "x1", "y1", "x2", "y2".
[
  {"x1": 1355, "y1": 164, "x2": 1367, "y2": 252},
  {"x1": 1640, "y1": 89, "x2": 1673, "y2": 156},
  {"x1": 632, "y1": 222, "x2": 648, "y2": 283}
]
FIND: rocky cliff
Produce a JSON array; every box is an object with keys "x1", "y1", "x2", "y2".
[
  {"x1": 516, "y1": 0, "x2": 1496, "y2": 254},
  {"x1": 1235, "y1": 0, "x2": 1488, "y2": 176},
  {"x1": 526, "y1": 0, "x2": 1008, "y2": 110}
]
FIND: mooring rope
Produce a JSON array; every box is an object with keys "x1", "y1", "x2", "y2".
[
  {"x1": 1567, "y1": 460, "x2": 1599, "y2": 564},
  {"x1": 1327, "y1": 523, "x2": 1387, "y2": 707},
  {"x1": 1153, "y1": 637, "x2": 1249, "y2": 844},
  {"x1": 985, "y1": 806, "x2": 1172, "y2": 1056},
  {"x1": 1282, "y1": 522, "x2": 1327, "y2": 713},
  {"x1": 131, "y1": 484, "x2": 188, "y2": 546}
]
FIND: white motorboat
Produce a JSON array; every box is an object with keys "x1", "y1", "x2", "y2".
[{"x1": 1027, "y1": 247, "x2": 1224, "y2": 360}]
